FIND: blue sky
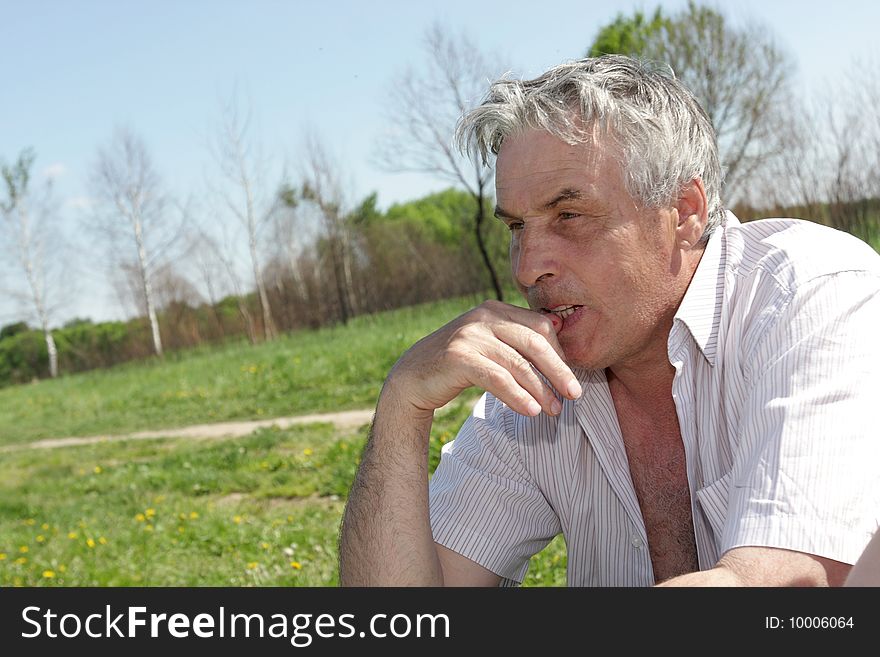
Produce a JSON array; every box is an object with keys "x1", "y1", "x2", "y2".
[{"x1": 1, "y1": 0, "x2": 878, "y2": 325}]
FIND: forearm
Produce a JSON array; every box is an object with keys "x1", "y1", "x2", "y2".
[
  {"x1": 655, "y1": 546, "x2": 849, "y2": 586},
  {"x1": 338, "y1": 391, "x2": 443, "y2": 586}
]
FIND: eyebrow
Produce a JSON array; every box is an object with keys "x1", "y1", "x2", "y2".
[
  {"x1": 542, "y1": 188, "x2": 585, "y2": 210},
  {"x1": 494, "y1": 188, "x2": 590, "y2": 220}
]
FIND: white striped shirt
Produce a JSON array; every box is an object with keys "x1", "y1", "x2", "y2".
[{"x1": 428, "y1": 212, "x2": 880, "y2": 586}]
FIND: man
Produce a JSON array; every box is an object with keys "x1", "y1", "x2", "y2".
[{"x1": 338, "y1": 55, "x2": 880, "y2": 586}]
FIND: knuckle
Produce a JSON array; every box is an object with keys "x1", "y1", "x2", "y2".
[
  {"x1": 536, "y1": 315, "x2": 555, "y2": 336},
  {"x1": 525, "y1": 331, "x2": 550, "y2": 355},
  {"x1": 483, "y1": 367, "x2": 509, "y2": 389}
]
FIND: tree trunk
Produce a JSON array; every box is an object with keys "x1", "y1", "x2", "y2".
[
  {"x1": 133, "y1": 218, "x2": 163, "y2": 357},
  {"x1": 250, "y1": 235, "x2": 277, "y2": 340},
  {"x1": 473, "y1": 189, "x2": 504, "y2": 301},
  {"x1": 330, "y1": 234, "x2": 352, "y2": 324},
  {"x1": 43, "y1": 329, "x2": 58, "y2": 378}
]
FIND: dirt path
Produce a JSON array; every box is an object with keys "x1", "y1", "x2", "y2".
[{"x1": 1, "y1": 397, "x2": 477, "y2": 453}]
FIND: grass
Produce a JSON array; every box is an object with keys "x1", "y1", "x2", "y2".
[
  {"x1": 0, "y1": 293, "x2": 565, "y2": 587},
  {"x1": 0, "y1": 399, "x2": 566, "y2": 587},
  {"x1": 0, "y1": 295, "x2": 492, "y2": 446}
]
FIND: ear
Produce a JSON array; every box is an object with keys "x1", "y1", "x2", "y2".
[{"x1": 674, "y1": 178, "x2": 708, "y2": 250}]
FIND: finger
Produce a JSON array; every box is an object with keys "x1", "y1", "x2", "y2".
[
  {"x1": 480, "y1": 300, "x2": 568, "y2": 361},
  {"x1": 472, "y1": 355, "x2": 543, "y2": 417},
  {"x1": 490, "y1": 341, "x2": 563, "y2": 416},
  {"x1": 490, "y1": 321, "x2": 582, "y2": 400}
]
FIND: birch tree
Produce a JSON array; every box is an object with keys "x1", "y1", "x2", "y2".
[
  {"x1": 91, "y1": 128, "x2": 176, "y2": 357},
  {"x1": 210, "y1": 94, "x2": 278, "y2": 341},
  {"x1": 0, "y1": 148, "x2": 60, "y2": 377}
]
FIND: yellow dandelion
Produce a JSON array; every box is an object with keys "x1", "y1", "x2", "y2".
[
  {"x1": 58, "y1": 564, "x2": 67, "y2": 573},
  {"x1": 98, "y1": 537, "x2": 107, "y2": 545},
  {"x1": 86, "y1": 538, "x2": 96, "y2": 549},
  {"x1": 260, "y1": 461, "x2": 269, "y2": 469},
  {"x1": 25, "y1": 518, "x2": 36, "y2": 526},
  {"x1": 19, "y1": 545, "x2": 29, "y2": 553},
  {"x1": 290, "y1": 561, "x2": 302, "y2": 570},
  {"x1": 67, "y1": 532, "x2": 78, "y2": 539},
  {"x1": 189, "y1": 511, "x2": 199, "y2": 520},
  {"x1": 233, "y1": 515, "x2": 243, "y2": 524},
  {"x1": 42, "y1": 570, "x2": 55, "y2": 578},
  {"x1": 260, "y1": 542, "x2": 270, "y2": 550},
  {"x1": 15, "y1": 557, "x2": 27, "y2": 565},
  {"x1": 178, "y1": 526, "x2": 185, "y2": 533},
  {"x1": 135, "y1": 514, "x2": 145, "y2": 522},
  {"x1": 145, "y1": 508, "x2": 156, "y2": 518},
  {"x1": 247, "y1": 562, "x2": 259, "y2": 569},
  {"x1": 303, "y1": 448, "x2": 313, "y2": 456},
  {"x1": 0, "y1": 553, "x2": 7, "y2": 560},
  {"x1": 287, "y1": 515, "x2": 293, "y2": 522},
  {"x1": 93, "y1": 465, "x2": 102, "y2": 474},
  {"x1": 36, "y1": 535, "x2": 45, "y2": 543},
  {"x1": 41, "y1": 523, "x2": 49, "y2": 530}
]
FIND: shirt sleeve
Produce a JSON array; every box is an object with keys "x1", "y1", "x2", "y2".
[
  {"x1": 428, "y1": 393, "x2": 561, "y2": 583},
  {"x1": 723, "y1": 270, "x2": 880, "y2": 563}
]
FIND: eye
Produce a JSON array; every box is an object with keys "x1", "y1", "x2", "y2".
[
  {"x1": 558, "y1": 211, "x2": 581, "y2": 220},
  {"x1": 507, "y1": 221, "x2": 524, "y2": 232}
]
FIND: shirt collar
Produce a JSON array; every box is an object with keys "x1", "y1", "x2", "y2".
[{"x1": 670, "y1": 211, "x2": 737, "y2": 366}]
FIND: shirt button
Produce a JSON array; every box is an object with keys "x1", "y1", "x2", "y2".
[{"x1": 631, "y1": 535, "x2": 643, "y2": 549}]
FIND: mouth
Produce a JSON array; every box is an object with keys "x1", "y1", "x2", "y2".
[{"x1": 539, "y1": 304, "x2": 585, "y2": 332}]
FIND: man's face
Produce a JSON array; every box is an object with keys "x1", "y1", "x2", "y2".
[{"x1": 494, "y1": 128, "x2": 683, "y2": 372}]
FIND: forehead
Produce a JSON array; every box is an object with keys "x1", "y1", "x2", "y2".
[{"x1": 495, "y1": 128, "x2": 625, "y2": 209}]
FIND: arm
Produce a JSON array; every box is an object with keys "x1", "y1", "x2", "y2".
[
  {"x1": 656, "y1": 546, "x2": 850, "y2": 586},
  {"x1": 845, "y1": 531, "x2": 880, "y2": 586},
  {"x1": 682, "y1": 272, "x2": 880, "y2": 586},
  {"x1": 338, "y1": 300, "x2": 580, "y2": 586}
]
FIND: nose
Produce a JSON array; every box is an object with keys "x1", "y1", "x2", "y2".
[{"x1": 512, "y1": 226, "x2": 556, "y2": 289}]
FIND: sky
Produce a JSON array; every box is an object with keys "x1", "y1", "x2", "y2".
[{"x1": 2, "y1": 0, "x2": 878, "y2": 327}]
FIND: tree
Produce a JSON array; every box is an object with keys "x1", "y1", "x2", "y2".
[
  {"x1": 91, "y1": 128, "x2": 179, "y2": 357},
  {"x1": 209, "y1": 92, "x2": 278, "y2": 341},
  {"x1": 589, "y1": 1, "x2": 794, "y2": 204},
  {"x1": 0, "y1": 149, "x2": 61, "y2": 377},
  {"x1": 376, "y1": 23, "x2": 508, "y2": 301},
  {"x1": 298, "y1": 134, "x2": 359, "y2": 325}
]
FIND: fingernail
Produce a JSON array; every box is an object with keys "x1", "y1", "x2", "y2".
[
  {"x1": 550, "y1": 398, "x2": 562, "y2": 415},
  {"x1": 527, "y1": 400, "x2": 542, "y2": 416},
  {"x1": 566, "y1": 380, "x2": 582, "y2": 399}
]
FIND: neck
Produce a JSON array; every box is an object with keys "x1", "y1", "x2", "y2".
[{"x1": 606, "y1": 358, "x2": 675, "y2": 406}]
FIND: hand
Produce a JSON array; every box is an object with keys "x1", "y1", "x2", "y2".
[{"x1": 384, "y1": 300, "x2": 583, "y2": 418}]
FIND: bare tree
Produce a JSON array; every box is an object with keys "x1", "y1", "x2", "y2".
[
  {"x1": 590, "y1": 1, "x2": 795, "y2": 204},
  {"x1": 209, "y1": 92, "x2": 278, "y2": 340},
  {"x1": 376, "y1": 23, "x2": 507, "y2": 301},
  {"x1": 0, "y1": 149, "x2": 61, "y2": 377},
  {"x1": 192, "y1": 225, "x2": 258, "y2": 344},
  {"x1": 300, "y1": 134, "x2": 358, "y2": 324},
  {"x1": 272, "y1": 183, "x2": 310, "y2": 297},
  {"x1": 91, "y1": 128, "x2": 179, "y2": 357}
]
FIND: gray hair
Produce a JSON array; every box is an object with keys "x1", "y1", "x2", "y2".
[{"x1": 456, "y1": 54, "x2": 725, "y2": 242}]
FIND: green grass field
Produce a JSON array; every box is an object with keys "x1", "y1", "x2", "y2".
[
  {"x1": 0, "y1": 294, "x2": 566, "y2": 587},
  {"x1": 0, "y1": 296, "x2": 495, "y2": 446}
]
